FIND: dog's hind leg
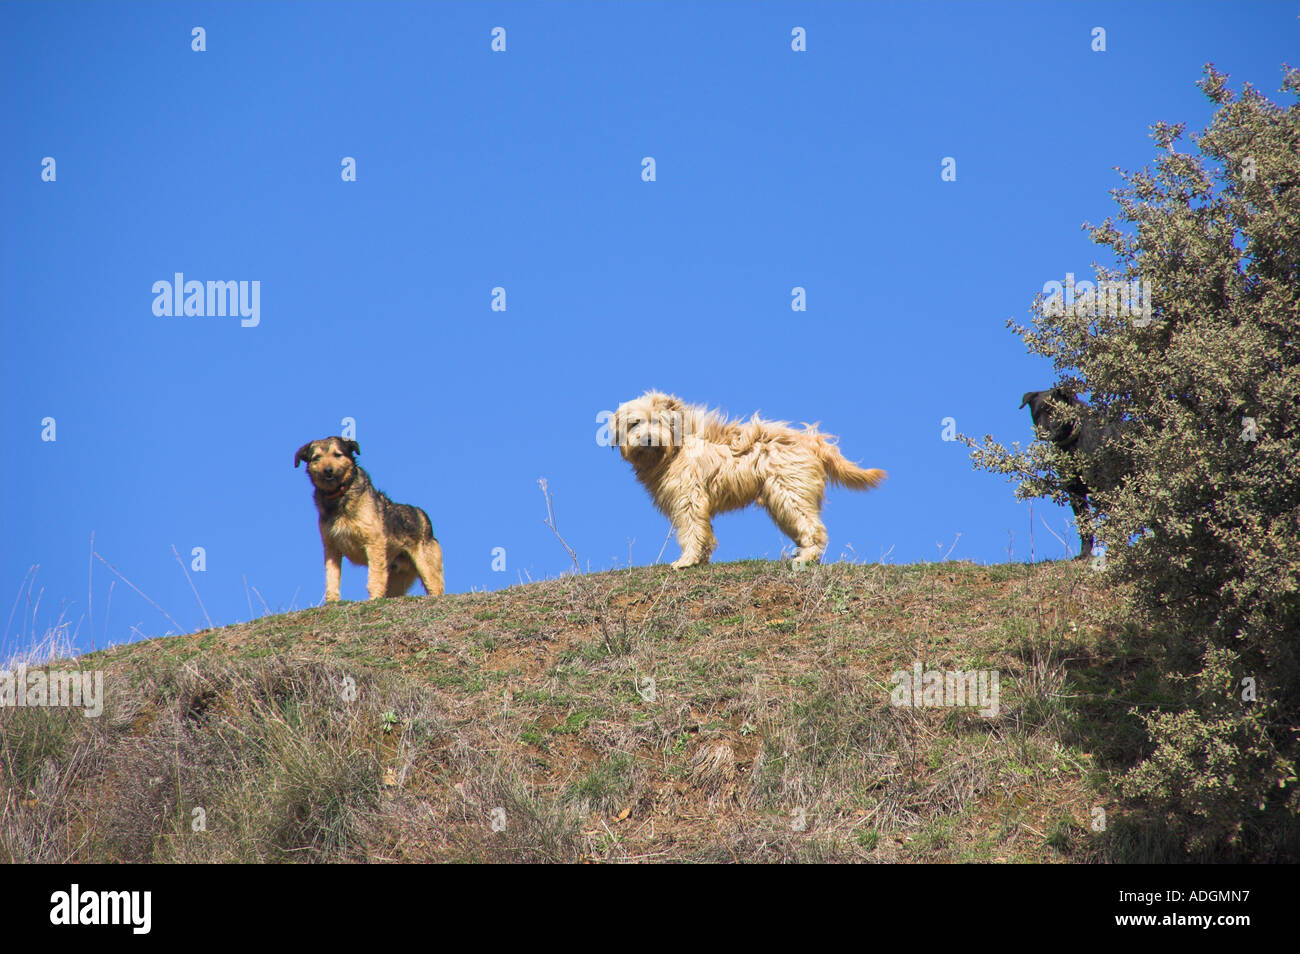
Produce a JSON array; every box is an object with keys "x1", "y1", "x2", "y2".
[
  {"x1": 385, "y1": 556, "x2": 419, "y2": 597},
  {"x1": 764, "y1": 481, "x2": 828, "y2": 564},
  {"x1": 795, "y1": 521, "x2": 829, "y2": 564},
  {"x1": 413, "y1": 539, "x2": 445, "y2": 596},
  {"x1": 786, "y1": 514, "x2": 829, "y2": 564}
]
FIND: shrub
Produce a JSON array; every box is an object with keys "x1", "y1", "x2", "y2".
[{"x1": 966, "y1": 64, "x2": 1300, "y2": 856}]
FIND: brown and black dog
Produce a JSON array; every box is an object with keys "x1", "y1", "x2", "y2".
[{"x1": 294, "y1": 437, "x2": 444, "y2": 600}]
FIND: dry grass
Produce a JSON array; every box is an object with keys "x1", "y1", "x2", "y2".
[{"x1": 2, "y1": 558, "x2": 1178, "y2": 863}]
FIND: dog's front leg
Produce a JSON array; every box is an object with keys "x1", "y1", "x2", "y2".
[
  {"x1": 365, "y1": 544, "x2": 389, "y2": 599},
  {"x1": 671, "y1": 507, "x2": 716, "y2": 569},
  {"x1": 324, "y1": 543, "x2": 343, "y2": 602},
  {"x1": 1068, "y1": 488, "x2": 1093, "y2": 559}
]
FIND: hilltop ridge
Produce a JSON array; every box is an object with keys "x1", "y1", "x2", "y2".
[{"x1": 4, "y1": 559, "x2": 1174, "y2": 863}]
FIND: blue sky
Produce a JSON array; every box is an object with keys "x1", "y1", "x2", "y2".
[{"x1": 1, "y1": 1, "x2": 1290, "y2": 656}]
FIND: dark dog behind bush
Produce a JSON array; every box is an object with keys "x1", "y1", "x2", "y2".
[{"x1": 1020, "y1": 388, "x2": 1127, "y2": 559}]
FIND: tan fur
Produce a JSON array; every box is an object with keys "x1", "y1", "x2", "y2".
[
  {"x1": 611, "y1": 391, "x2": 886, "y2": 567},
  {"x1": 294, "y1": 437, "x2": 444, "y2": 601}
]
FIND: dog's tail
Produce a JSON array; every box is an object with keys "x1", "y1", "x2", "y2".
[{"x1": 817, "y1": 439, "x2": 886, "y2": 490}]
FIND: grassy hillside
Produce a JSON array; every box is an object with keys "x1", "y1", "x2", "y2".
[{"x1": 3, "y1": 559, "x2": 1196, "y2": 863}]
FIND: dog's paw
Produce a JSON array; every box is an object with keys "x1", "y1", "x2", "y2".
[{"x1": 671, "y1": 557, "x2": 700, "y2": 569}]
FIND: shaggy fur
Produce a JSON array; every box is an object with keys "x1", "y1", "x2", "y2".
[
  {"x1": 610, "y1": 391, "x2": 886, "y2": 567},
  {"x1": 293, "y1": 437, "x2": 444, "y2": 600}
]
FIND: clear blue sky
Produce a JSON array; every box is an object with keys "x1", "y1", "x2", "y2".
[{"x1": 1, "y1": 1, "x2": 1290, "y2": 656}]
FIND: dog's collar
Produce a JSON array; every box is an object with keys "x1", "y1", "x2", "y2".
[{"x1": 321, "y1": 476, "x2": 353, "y2": 500}]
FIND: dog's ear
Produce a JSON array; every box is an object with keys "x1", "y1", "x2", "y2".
[
  {"x1": 609, "y1": 408, "x2": 624, "y2": 449},
  {"x1": 341, "y1": 439, "x2": 360, "y2": 458},
  {"x1": 294, "y1": 442, "x2": 314, "y2": 468},
  {"x1": 1019, "y1": 392, "x2": 1036, "y2": 410}
]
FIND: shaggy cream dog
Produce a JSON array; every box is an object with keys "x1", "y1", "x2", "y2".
[{"x1": 611, "y1": 391, "x2": 886, "y2": 567}]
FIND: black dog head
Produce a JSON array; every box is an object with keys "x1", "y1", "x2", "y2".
[{"x1": 1020, "y1": 388, "x2": 1083, "y2": 451}]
